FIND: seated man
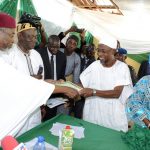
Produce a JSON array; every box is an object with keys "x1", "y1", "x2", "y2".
[{"x1": 126, "y1": 75, "x2": 150, "y2": 129}]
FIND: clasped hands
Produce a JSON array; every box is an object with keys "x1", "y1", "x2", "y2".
[{"x1": 64, "y1": 87, "x2": 93, "y2": 99}]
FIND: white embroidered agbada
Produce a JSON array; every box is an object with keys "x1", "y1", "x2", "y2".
[
  {"x1": 3, "y1": 44, "x2": 45, "y2": 136},
  {"x1": 8, "y1": 44, "x2": 44, "y2": 78},
  {"x1": 80, "y1": 60, "x2": 133, "y2": 132},
  {"x1": 0, "y1": 58, "x2": 54, "y2": 140}
]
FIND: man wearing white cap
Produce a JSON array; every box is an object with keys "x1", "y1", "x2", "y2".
[{"x1": 79, "y1": 37, "x2": 133, "y2": 132}]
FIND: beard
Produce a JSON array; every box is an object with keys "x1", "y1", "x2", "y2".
[
  {"x1": 1, "y1": 43, "x2": 13, "y2": 51},
  {"x1": 99, "y1": 58, "x2": 105, "y2": 65}
]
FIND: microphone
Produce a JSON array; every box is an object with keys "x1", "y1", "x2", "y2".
[
  {"x1": 37, "y1": 65, "x2": 43, "y2": 75},
  {"x1": 1, "y1": 136, "x2": 27, "y2": 150}
]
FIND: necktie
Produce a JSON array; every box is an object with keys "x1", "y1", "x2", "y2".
[
  {"x1": 24, "y1": 54, "x2": 34, "y2": 76},
  {"x1": 51, "y1": 55, "x2": 54, "y2": 79}
]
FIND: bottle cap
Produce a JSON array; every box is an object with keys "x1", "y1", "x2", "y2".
[
  {"x1": 38, "y1": 136, "x2": 45, "y2": 143},
  {"x1": 65, "y1": 125, "x2": 71, "y2": 129}
]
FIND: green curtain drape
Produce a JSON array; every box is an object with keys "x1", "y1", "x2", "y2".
[
  {"x1": 19, "y1": 0, "x2": 37, "y2": 17},
  {"x1": 128, "y1": 52, "x2": 150, "y2": 63},
  {"x1": 85, "y1": 31, "x2": 93, "y2": 44},
  {"x1": 0, "y1": 0, "x2": 18, "y2": 18}
]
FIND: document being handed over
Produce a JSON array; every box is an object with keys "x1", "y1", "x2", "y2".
[{"x1": 56, "y1": 81, "x2": 82, "y2": 92}]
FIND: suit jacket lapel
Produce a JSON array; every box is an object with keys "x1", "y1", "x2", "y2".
[{"x1": 56, "y1": 52, "x2": 60, "y2": 80}]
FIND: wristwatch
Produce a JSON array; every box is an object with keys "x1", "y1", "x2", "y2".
[{"x1": 92, "y1": 89, "x2": 97, "y2": 96}]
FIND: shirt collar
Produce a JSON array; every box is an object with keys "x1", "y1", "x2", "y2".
[
  {"x1": 47, "y1": 47, "x2": 56, "y2": 58},
  {"x1": 17, "y1": 44, "x2": 31, "y2": 56}
]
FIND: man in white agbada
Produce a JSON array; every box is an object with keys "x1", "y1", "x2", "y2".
[
  {"x1": 5, "y1": 22, "x2": 47, "y2": 136},
  {"x1": 80, "y1": 37, "x2": 133, "y2": 132},
  {"x1": 0, "y1": 13, "x2": 78, "y2": 141}
]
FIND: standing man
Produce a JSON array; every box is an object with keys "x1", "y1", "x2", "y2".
[
  {"x1": 60, "y1": 35, "x2": 81, "y2": 84},
  {"x1": 37, "y1": 35, "x2": 66, "y2": 81},
  {"x1": 79, "y1": 38, "x2": 133, "y2": 132},
  {"x1": 0, "y1": 13, "x2": 78, "y2": 140},
  {"x1": 80, "y1": 44, "x2": 96, "y2": 73},
  {"x1": 6, "y1": 22, "x2": 46, "y2": 136},
  {"x1": 115, "y1": 48, "x2": 137, "y2": 86},
  {"x1": 37, "y1": 35, "x2": 67, "y2": 121},
  {"x1": 9, "y1": 23, "x2": 44, "y2": 79}
]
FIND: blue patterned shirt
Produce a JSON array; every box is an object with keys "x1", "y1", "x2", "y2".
[{"x1": 126, "y1": 75, "x2": 150, "y2": 128}]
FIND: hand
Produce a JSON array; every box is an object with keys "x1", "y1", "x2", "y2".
[
  {"x1": 69, "y1": 26, "x2": 77, "y2": 32},
  {"x1": 143, "y1": 118, "x2": 150, "y2": 129},
  {"x1": 63, "y1": 87, "x2": 79, "y2": 99},
  {"x1": 45, "y1": 79, "x2": 64, "y2": 84},
  {"x1": 79, "y1": 88, "x2": 93, "y2": 97},
  {"x1": 45, "y1": 79, "x2": 56, "y2": 84},
  {"x1": 80, "y1": 29, "x2": 86, "y2": 38},
  {"x1": 31, "y1": 74, "x2": 42, "y2": 80},
  {"x1": 40, "y1": 106, "x2": 46, "y2": 121},
  {"x1": 55, "y1": 79, "x2": 65, "y2": 84}
]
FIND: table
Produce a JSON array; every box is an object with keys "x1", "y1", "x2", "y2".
[{"x1": 16, "y1": 114, "x2": 129, "y2": 150}]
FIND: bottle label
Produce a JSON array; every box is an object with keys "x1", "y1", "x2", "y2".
[
  {"x1": 13, "y1": 143, "x2": 27, "y2": 150},
  {"x1": 60, "y1": 128, "x2": 74, "y2": 149}
]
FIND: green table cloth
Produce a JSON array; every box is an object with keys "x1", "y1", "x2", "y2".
[{"x1": 16, "y1": 114, "x2": 129, "y2": 150}]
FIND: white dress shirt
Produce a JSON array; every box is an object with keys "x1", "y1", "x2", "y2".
[{"x1": 47, "y1": 48, "x2": 57, "y2": 80}]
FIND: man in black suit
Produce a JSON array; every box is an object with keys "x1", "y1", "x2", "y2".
[
  {"x1": 37, "y1": 35, "x2": 67, "y2": 121},
  {"x1": 37, "y1": 35, "x2": 66, "y2": 80}
]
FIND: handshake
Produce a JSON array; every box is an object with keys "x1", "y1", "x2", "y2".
[{"x1": 55, "y1": 81, "x2": 94, "y2": 100}]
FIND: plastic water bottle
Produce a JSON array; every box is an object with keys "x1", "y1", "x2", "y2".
[{"x1": 33, "y1": 136, "x2": 46, "y2": 150}]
